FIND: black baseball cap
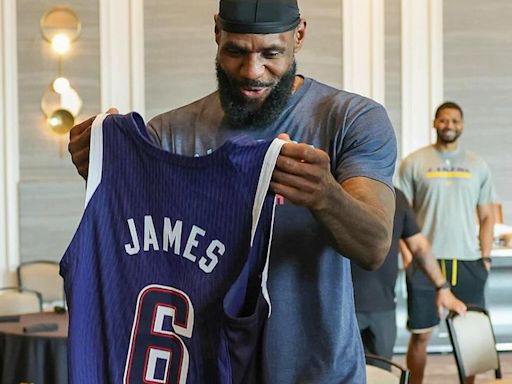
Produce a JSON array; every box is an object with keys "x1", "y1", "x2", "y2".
[{"x1": 219, "y1": 0, "x2": 301, "y2": 34}]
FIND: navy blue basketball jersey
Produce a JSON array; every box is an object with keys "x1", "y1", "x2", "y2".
[{"x1": 60, "y1": 112, "x2": 284, "y2": 383}]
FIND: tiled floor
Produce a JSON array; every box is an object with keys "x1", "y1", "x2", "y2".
[{"x1": 394, "y1": 352, "x2": 512, "y2": 383}]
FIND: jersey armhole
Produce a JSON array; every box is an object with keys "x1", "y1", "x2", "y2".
[{"x1": 84, "y1": 113, "x2": 108, "y2": 208}]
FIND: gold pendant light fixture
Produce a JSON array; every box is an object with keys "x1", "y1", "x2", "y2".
[{"x1": 40, "y1": 6, "x2": 82, "y2": 135}]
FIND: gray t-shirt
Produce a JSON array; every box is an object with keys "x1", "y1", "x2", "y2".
[
  {"x1": 399, "y1": 145, "x2": 495, "y2": 261},
  {"x1": 148, "y1": 77, "x2": 397, "y2": 384}
]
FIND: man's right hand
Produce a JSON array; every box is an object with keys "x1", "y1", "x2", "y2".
[
  {"x1": 436, "y1": 288, "x2": 467, "y2": 317},
  {"x1": 68, "y1": 108, "x2": 119, "y2": 180}
]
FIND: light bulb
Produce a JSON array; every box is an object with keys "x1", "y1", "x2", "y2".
[
  {"x1": 47, "y1": 109, "x2": 75, "y2": 134},
  {"x1": 51, "y1": 34, "x2": 71, "y2": 54},
  {"x1": 52, "y1": 77, "x2": 70, "y2": 94},
  {"x1": 49, "y1": 116, "x2": 62, "y2": 127}
]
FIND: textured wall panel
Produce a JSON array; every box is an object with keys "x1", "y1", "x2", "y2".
[
  {"x1": 19, "y1": 181, "x2": 85, "y2": 262},
  {"x1": 384, "y1": 0, "x2": 401, "y2": 161},
  {"x1": 17, "y1": 1, "x2": 99, "y2": 262},
  {"x1": 444, "y1": 0, "x2": 512, "y2": 223}
]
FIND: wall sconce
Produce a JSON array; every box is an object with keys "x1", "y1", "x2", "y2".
[{"x1": 40, "y1": 7, "x2": 82, "y2": 136}]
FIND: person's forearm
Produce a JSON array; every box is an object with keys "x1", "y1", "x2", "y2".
[
  {"x1": 398, "y1": 239, "x2": 413, "y2": 269},
  {"x1": 311, "y1": 181, "x2": 394, "y2": 271},
  {"x1": 479, "y1": 215, "x2": 494, "y2": 257},
  {"x1": 414, "y1": 248, "x2": 445, "y2": 287}
]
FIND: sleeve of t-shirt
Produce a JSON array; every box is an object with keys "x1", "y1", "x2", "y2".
[
  {"x1": 477, "y1": 161, "x2": 496, "y2": 206},
  {"x1": 398, "y1": 157, "x2": 414, "y2": 204},
  {"x1": 396, "y1": 188, "x2": 420, "y2": 238},
  {"x1": 146, "y1": 115, "x2": 164, "y2": 147},
  {"x1": 334, "y1": 102, "x2": 397, "y2": 191}
]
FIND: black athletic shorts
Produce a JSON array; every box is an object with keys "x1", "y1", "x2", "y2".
[
  {"x1": 356, "y1": 310, "x2": 397, "y2": 360},
  {"x1": 406, "y1": 258, "x2": 488, "y2": 332}
]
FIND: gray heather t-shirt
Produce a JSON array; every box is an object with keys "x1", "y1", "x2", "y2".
[
  {"x1": 147, "y1": 77, "x2": 397, "y2": 384},
  {"x1": 399, "y1": 145, "x2": 495, "y2": 261}
]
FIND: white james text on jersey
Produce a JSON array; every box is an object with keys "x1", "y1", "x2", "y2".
[{"x1": 124, "y1": 216, "x2": 226, "y2": 273}]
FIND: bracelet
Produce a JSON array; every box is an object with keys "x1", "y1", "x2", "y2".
[
  {"x1": 482, "y1": 256, "x2": 492, "y2": 264},
  {"x1": 435, "y1": 281, "x2": 451, "y2": 291}
]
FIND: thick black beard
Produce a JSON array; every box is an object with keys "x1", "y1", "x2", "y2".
[{"x1": 216, "y1": 60, "x2": 297, "y2": 128}]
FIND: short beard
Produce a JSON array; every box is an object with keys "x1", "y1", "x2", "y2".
[
  {"x1": 437, "y1": 129, "x2": 462, "y2": 144},
  {"x1": 216, "y1": 59, "x2": 296, "y2": 128}
]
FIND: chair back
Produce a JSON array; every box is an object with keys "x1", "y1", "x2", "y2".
[
  {"x1": 446, "y1": 305, "x2": 502, "y2": 383},
  {"x1": 365, "y1": 353, "x2": 410, "y2": 384},
  {"x1": 0, "y1": 287, "x2": 42, "y2": 316},
  {"x1": 17, "y1": 260, "x2": 64, "y2": 308}
]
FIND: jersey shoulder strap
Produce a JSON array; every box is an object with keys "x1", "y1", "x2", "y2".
[{"x1": 84, "y1": 113, "x2": 108, "y2": 207}]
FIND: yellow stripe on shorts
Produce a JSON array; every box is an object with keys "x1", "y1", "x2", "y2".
[{"x1": 451, "y1": 258, "x2": 458, "y2": 287}]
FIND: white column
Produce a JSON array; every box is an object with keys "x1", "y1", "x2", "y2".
[
  {"x1": 0, "y1": 0, "x2": 20, "y2": 285},
  {"x1": 401, "y1": 0, "x2": 443, "y2": 157},
  {"x1": 342, "y1": 0, "x2": 385, "y2": 105},
  {"x1": 100, "y1": 0, "x2": 145, "y2": 116},
  {"x1": 130, "y1": 0, "x2": 145, "y2": 117}
]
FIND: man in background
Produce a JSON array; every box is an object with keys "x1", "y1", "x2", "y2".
[
  {"x1": 352, "y1": 187, "x2": 466, "y2": 361},
  {"x1": 399, "y1": 101, "x2": 495, "y2": 384}
]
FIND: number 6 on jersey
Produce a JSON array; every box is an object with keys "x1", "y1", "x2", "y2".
[{"x1": 124, "y1": 284, "x2": 195, "y2": 384}]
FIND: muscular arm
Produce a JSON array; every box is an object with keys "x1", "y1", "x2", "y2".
[
  {"x1": 403, "y1": 233, "x2": 445, "y2": 288},
  {"x1": 270, "y1": 138, "x2": 394, "y2": 270},
  {"x1": 477, "y1": 203, "x2": 495, "y2": 270},
  {"x1": 403, "y1": 232, "x2": 466, "y2": 315}
]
